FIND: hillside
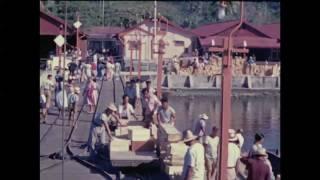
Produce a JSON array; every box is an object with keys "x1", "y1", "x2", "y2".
[{"x1": 42, "y1": 1, "x2": 280, "y2": 29}]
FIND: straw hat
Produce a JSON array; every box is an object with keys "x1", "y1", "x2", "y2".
[
  {"x1": 183, "y1": 130, "x2": 198, "y2": 143},
  {"x1": 254, "y1": 147, "x2": 268, "y2": 156},
  {"x1": 74, "y1": 87, "x2": 80, "y2": 94},
  {"x1": 228, "y1": 129, "x2": 238, "y2": 141},
  {"x1": 107, "y1": 103, "x2": 117, "y2": 112},
  {"x1": 199, "y1": 113, "x2": 209, "y2": 120}
]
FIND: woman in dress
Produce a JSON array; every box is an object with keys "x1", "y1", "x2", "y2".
[{"x1": 83, "y1": 78, "x2": 99, "y2": 113}]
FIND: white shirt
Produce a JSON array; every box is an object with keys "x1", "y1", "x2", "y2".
[
  {"x1": 249, "y1": 143, "x2": 263, "y2": 157},
  {"x1": 56, "y1": 90, "x2": 68, "y2": 109},
  {"x1": 94, "y1": 112, "x2": 112, "y2": 128},
  {"x1": 40, "y1": 94, "x2": 46, "y2": 104},
  {"x1": 236, "y1": 133, "x2": 244, "y2": 150},
  {"x1": 118, "y1": 103, "x2": 135, "y2": 120},
  {"x1": 182, "y1": 143, "x2": 205, "y2": 180},
  {"x1": 228, "y1": 142, "x2": 241, "y2": 168},
  {"x1": 157, "y1": 105, "x2": 175, "y2": 124},
  {"x1": 203, "y1": 136, "x2": 219, "y2": 160},
  {"x1": 42, "y1": 79, "x2": 54, "y2": 90},
  {"x1": 135, "y1": 83, "x2": 140, "y2": 98}
]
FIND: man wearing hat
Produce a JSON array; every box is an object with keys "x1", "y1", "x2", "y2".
[
  {"x1": 182, "y1": 130, "x2": 205, "y2": 180},
  {"x1": 227, "y1": 129, "x2": 241, "y2": 180},
  {"x1": 193, "y1": 113, "x2": 209, "y2": 143},
  {"x1": 87, "y1": 103, "x2": 119, "y2": 158},
  {"x1": 240, "y1": 147, "x2": 272, "y2": 180},
  {"x1": 68, "y1": 86, "x2": 80, "y2": 126}
]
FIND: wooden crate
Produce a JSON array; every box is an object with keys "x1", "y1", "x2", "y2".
[
  {"x1": 159, "y1": 124, "x2": 182, "y2": 142},
  {"x1": 110, "y1": 138, "x2": 130, "y2": 152},
  {"x1": 131, "y1": 139, "x2": 155, "y2": 152},
  {"x1": 165, "y1": 165, "x2": 183, "y2": 176},
  {"x1": 168, "y1": 142, "x2": 188, "y2": 156},
  {"x1": 128, "y1": 128, "x2": 151, "y2": 141},
  {"x1": 115, "y1": 126, "x2": 129, "y2": 138}
]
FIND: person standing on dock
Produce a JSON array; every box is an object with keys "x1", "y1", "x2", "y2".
[
  {"x1": 227, "y1": 129, "x2": 241, "y2": 180},
  {"x1": 41, "y1": 74, "x2": 55, "y2": 111},
  {"x1": 193, "y1": 113, "x2": 209, "y2": 143},
  {"x1": 55, "y1": 84, "x2": 68, "y2": 118},
  {"x1": 249, "y1": 133, "x2": 265, "y2": 157},
  {"x1": 236, "y1": 129, "x2": 244, "y2": 151},
  {"x1": 182, "y1": 130, "x2": 205, "y2": 180},
  {"x1": 156, "y1": 97, "x2": 176, "y2": 126},
  {"x1": 203, "y1": 126, "x2": 219, "y2": 180},
  {"x1": 40, "y1": 89, "x2": 47, "y2": 124},
  {"x1": 143, "y1": 80, "x2": 156, "y2": 95},
  {"x1": 141, "y1": 88, "x2": 161, "y2": 128},
  {"x1": 240, "y1": 147, "x2": 272, "y2": 180},
  {"x1": 87, "y1": 104, "x2": 119, "y2": 158},
  {"x1": 118, "y1": 95, "x2": 138, "y2": 125},
  {"x1": 68, "y1": 86, "x2": 80, "y2": 126},
  {"x1": 124, "y1": 80, "x2": 137, "y2": 109},
  {"x1": 83, "y1": 78, "x2": 99, "y2": 114}
]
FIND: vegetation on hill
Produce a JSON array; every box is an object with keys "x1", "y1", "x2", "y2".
[{"x1": 42, "y1": 1, "x2": 280, "y2": 29}]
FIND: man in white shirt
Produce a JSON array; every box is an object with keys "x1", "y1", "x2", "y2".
[
  {"x1": 193, "y1": 113, "x2": 209, "y2": 143},
  {"x1": 156, "y1": 97, "x2": 176, "y2": 126},
  {"x1": 41, "y1": 74, "x2": 55, "y2": 110},
  {"x1": 227, "y1": 129, "x2": 241, "y2": 180},
  {"x1": 203, "y1": 126, "x2": 219, "y2": 180},
  {"x1": 118, "y1": 95, "x2": 138, "y2": 124},
  {"x1": 141, "y1": 88, "x2": 161, "y2": 128},
  {"x1": 87, "y1": 103, "x2": 119, "y2": 158},
  {"x1": 249, "y1": 133, "x2": 265, "y2": 157},
  {"x1": 182, "y1": 130, "x2": 205, "y2": 180},
  {"x1": 68, "y1": 87, "x2": 80, "y2": 126}
]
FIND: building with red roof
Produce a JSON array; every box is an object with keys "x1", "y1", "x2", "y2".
[
  {"x1": 192, "y1": 20, "x2": 280, "y2": 61},
  {"x1": 40, "y1": 7, "x2": 87, "y2": 59},
  {"x1": 118, "y1": 17, "x2": 198, "y2": 61}
]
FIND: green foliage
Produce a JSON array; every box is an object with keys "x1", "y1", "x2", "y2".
[{"x1": 42, "y1": 1, "x2": 280, "y2": 29}]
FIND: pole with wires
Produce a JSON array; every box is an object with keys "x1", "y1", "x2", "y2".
[{"x1": 61, "y1": 1, "x2": 68, "y2": 180}]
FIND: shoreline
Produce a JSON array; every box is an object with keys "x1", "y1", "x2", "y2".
[{"x1": 162, "y1": 88, "x2": 280, "y2": 97}]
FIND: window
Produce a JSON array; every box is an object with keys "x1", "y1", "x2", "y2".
[{"x1": 174, "y1": 40, "x2": 185, "y2": 46}]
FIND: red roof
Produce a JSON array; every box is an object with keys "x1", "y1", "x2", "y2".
[
  {"x1": 200, "y1": 36, "x2": 279, "y2": 48},
  {"x1": 40, "y1": 9, "x2": 74, "y2": 36},
  {"x1": 192, "y1": 20, "x2": 280, "y2": 48},
  {"x1": 119, "y1": 18, "x2": 196, "y2": 38},
  {"x1": 256, "y1": 23, "x2": 280, "y2": 40},
  {"x1": 84, "y1": 26, "x2": 124, "y2": 38},
  {"x1": 191, "y1": 20, "x2": 239, "y2": 37}
]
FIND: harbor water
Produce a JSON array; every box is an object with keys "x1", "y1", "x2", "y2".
[{"x1": 168, "y1": 95, "x2": 280, "y2": 152}]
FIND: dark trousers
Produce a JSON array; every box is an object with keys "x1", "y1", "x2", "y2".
[{"x1": 129, "y1": 97, "x2": 136, "y2": 109}]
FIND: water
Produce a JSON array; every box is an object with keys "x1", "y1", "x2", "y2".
[{"x1": 169, "y1": 95, "x2": 280, "y2": 152}]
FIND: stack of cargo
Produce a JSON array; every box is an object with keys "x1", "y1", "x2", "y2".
[
  {"x1": 157, "y1": 124, "x2": 188, "y2": 177},
  {"x1": 110, "y1": 122, "x2": 155, "y2": 153}
]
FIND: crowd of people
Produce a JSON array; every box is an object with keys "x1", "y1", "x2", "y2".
[
  {"x1": 181, "y1": 123, "x2": 276, "y2": 180},
  {"x1": 40, "y1": 48, "x2": 123, "y2": 121},
  {"x1": 41, "y1": 51, "x2": 277, "y2": 179}
]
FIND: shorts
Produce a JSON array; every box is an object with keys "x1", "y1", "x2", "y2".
[
  {"x1": 205, "y1": 157, "x2": 217, "y2": 171},
  {"x1": 40, "y1": 103, "x2": 46, "y2": 109}
]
